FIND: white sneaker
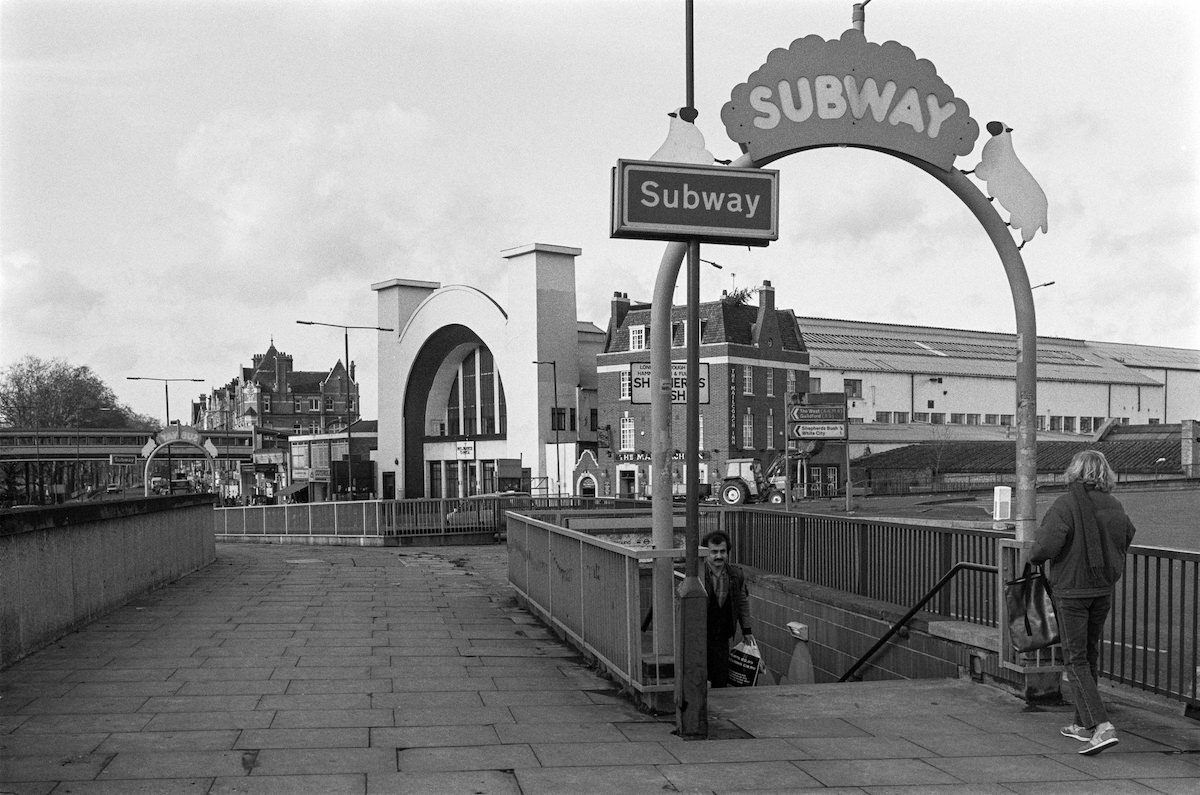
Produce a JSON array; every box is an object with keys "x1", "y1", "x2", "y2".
[
  {"x1": 1079, "y1": 724, "x2": 1119, "y2": 755},
  {"x1": 1059, "y1": 724, "x2": 1090, "y2": 742}
]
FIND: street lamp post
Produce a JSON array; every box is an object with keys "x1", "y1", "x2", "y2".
[
  {"x1": 19, "y1": 407, "x2": 42, "y2": 505},
  {"x1": 73, "y1": 406, "x2": 117, "y2": 498},
  {"x1": 297, "y1": 320, "x2": 393, "y2": 501},
  {"x1": 127, "y1": 376, "x2": 204, "y2": 493},
  {"x1": 532, "y1": 360, "x2": 561, "y2": 498},
  {"x1": 1154, "y1": 457, "x2": 1167, "y2": 481},
  {"x1": 8, "y1": 402, "x2": 44, "y2": 504}
]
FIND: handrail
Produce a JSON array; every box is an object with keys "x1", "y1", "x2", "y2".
[{"x1": 839, "y1": 561, "x2": 998, "y2": 683}]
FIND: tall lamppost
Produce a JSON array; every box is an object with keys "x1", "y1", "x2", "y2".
[
  {"x1": 127, "y1": 376, "x2": 204, "y2": 493},
  {"x1": 73, "y1": 406, "x2": 116, "y2": 499},
  {"x1": 297, "y1": 320, "x2": 393, "y2": 501},
  {"x1": 9, "y1": 403, "x2": 43, "y2": 504},
  {"x1": 532, "y1": 360, "x2": 561, "y2": 498}
]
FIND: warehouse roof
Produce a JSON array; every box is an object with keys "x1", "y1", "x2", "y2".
[
  {"x1": 854, "y1": 426, "x2": 1183, "y2": 476},
  {"x1": 796, "y1": 317, "x2": 1197, "y2": 385}
]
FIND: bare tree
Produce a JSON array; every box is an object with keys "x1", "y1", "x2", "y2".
[
  {"x1": 927, "y1": 421, "x2": 952, "y2": 492},
  {"x1": 0, "y1": 355, "x2": 158, "y2": 429}
]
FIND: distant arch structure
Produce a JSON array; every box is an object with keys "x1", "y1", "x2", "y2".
[
  {"x1": 141, "y1": 425, "x2": 219, "y2": 496},
  {"x1": 373, "y1": 246, "x2": 584, "y2": 500}
]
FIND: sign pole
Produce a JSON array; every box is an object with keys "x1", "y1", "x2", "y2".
[
  {"x1": 677, "y1": 238, "x2": 708, "y2": 738},
  {"x1": 675, "y1": 0, "x2": 708, "y2": 740},
  {"x1": 845, "y1": 434, "x2": 852, "y2": 512}
]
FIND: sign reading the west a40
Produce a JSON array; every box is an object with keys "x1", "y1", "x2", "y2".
[
  {"x1": 611, "y1": 160, "x2": 779, "y2": 246},
  {"x1": 789, "y1": 404, "x2": 846, "y2": 423}
]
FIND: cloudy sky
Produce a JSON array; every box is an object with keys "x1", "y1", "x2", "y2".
[{"x1": 2, "y1": 0, "x2": 1197, "y2": 422}]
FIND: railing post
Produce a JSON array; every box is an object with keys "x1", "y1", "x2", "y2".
[
  {"x1": 937, "y1": 531, "x2": 953, "y2": 616},
  {"x1": 856, "y1": 520, "x2": 869, "y2": 595}
]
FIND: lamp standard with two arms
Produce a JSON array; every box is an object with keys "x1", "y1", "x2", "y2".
[
  {"x1": 297, "y1": 321, "x2": 393, "y2": 500},
  {"x1": 532, "y1": 360, "x2": 561, "y2": 498},
  {"x1": 126, "y1": 376, "x2": 204, "y2": 493}
]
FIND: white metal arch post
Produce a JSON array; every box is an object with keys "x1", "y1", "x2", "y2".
[{"x1": 650, "y1": 148, "x2": 1039, "y2": 725}]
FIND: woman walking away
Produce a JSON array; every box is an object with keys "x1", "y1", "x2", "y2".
[{"x1": 1022, "y1": 450, "x2": 1137, "y2": 756}]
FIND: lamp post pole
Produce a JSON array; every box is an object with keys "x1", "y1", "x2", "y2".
[
  {"x1": 298, "y1": 321, "x2": 393, "y2": 501},
  {"x1": 127, "y1": 376, "x2": 204, "y2": 494},
  {"x1": 532, "y1": 360, "x2": 561, "y2": 498},
  {"x1": 75, "y1": 407, "x2": 118, "y2": 497},
  {"x1": 9, "y1": 402, "x2": 48, "y2": 504},
  {"x1": 33, "y1": 411, "x2": 41, "y2": 504},
  {"x1": 21, "y1": 405, "x2": 42, "y2": 504}
]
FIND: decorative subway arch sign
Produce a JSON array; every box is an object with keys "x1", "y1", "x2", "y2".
[
  {"x1": 721, "y1": 28, "x2": 979, "y2": 171},
  {"x1": 140, "y1": 424, "x2": 219, "y2": 496}
]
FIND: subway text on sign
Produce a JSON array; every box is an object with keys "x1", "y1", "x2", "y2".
[
  {"x1": 611, "y1": 160, "x2": 778, "y2": 246},
  {"x1": 748, "y1": 76, "x2": 958, "y2": 140},
  {"x1": 721, "y1": 30, "x2": 979, "y2": 172},
  {"x1": 639, "y1": 181, "x2": 762, "y2": 219}
]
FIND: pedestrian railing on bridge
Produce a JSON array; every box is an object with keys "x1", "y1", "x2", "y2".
[
  {"x1": 505, "y1": 509, "x2": 682, "y2": 699},
  {"x1": 214, "y1": 497, "x2": 1198, "y2": 712},
  {"x1": 214, "y1": 495, "x2": 644, "y2": 543},
  {"x1": 505, "y1": 502, "x2": 1199, "y2": 713},
  {"x1": 716, "y1": 506, "x2": 1199, "y2": 712}
]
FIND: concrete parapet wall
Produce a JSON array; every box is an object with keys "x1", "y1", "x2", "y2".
[{"x1": 0, "y1": 496, "x2": 216, "y2": 669}]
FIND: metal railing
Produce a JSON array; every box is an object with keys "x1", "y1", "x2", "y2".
[
  {"x1": 1108, "y1": 546, "x2": 1200, "y2": 707},
  {"x1": 840, "y1": 561, "x2": 998, "y2": 682},
  {"x1": 719, "y1": 505, "x2": 1199, "y2": 709},
  {"x1": 716, "y1": 507, "x2": 1002, "y2": 625},
  {"x1": 506, "y1": 510, "x2": 682, "y2": 696},
  {"x1": 214, "y1": 496, "x2": 1199, "y2": 709},
  {"x1": 215, "y1": 495, "x2": 644, "y2": 540}
]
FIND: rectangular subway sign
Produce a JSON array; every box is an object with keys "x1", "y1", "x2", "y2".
[{"x1": 611, "y1": 159, "x2": 779, "y2": 246}]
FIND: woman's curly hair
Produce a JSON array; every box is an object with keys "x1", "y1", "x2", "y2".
[{"x1": 1065, "y1": 449, "x2": 1117, "y2": 492}]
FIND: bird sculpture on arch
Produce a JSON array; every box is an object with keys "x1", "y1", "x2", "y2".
[
  {"x1": 649, "y1": 106, "x2": 727, "y2": 165},
  {"x1": 964, "y1": 120, "x2": 1049, "y2": 249}
]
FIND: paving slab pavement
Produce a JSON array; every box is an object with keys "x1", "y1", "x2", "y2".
[{"x1": 2, "y1": 541, "x2": 1198, "y2": 794}]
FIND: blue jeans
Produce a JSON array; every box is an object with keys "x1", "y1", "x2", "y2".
[{"x1": 1054, "y1": 592, "x2": 1112, "y2": 728}]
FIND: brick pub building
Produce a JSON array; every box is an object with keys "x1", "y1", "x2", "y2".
[{"x1": 591, "y1": 280, "x2": 810, "y2": 498}]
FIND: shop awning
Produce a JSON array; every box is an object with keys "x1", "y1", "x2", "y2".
[{"x1": 277, "y1": 482, "x2": 309, "y2": 498}]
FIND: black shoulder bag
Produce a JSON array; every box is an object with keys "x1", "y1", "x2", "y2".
[{"x1": 1005, "y1": 563, "x2": 1060, "y2": 652}]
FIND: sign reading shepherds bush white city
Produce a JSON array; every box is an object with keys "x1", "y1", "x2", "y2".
[
  {"x1": 611, "y1": 160, "x2": 779, "y2": 246},
  {"x1": 721, "y1": 29, "x2": 979, "y2": 172},
  {"x1": 788, "y1": 396, "x2": 848, "y2": 440}
]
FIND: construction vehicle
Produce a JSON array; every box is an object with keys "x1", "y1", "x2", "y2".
[{"x1": 718, "y1": 453, "x2": 792, "y2": 506}]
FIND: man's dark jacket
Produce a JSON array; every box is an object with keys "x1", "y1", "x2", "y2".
[{"x1": 704, "y1": 563, "x2": 752, "y2": 640}]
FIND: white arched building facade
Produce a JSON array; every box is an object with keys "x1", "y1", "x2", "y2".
[{"x1": 372, "y1": 243, "x2": 602, "y2": 500}]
